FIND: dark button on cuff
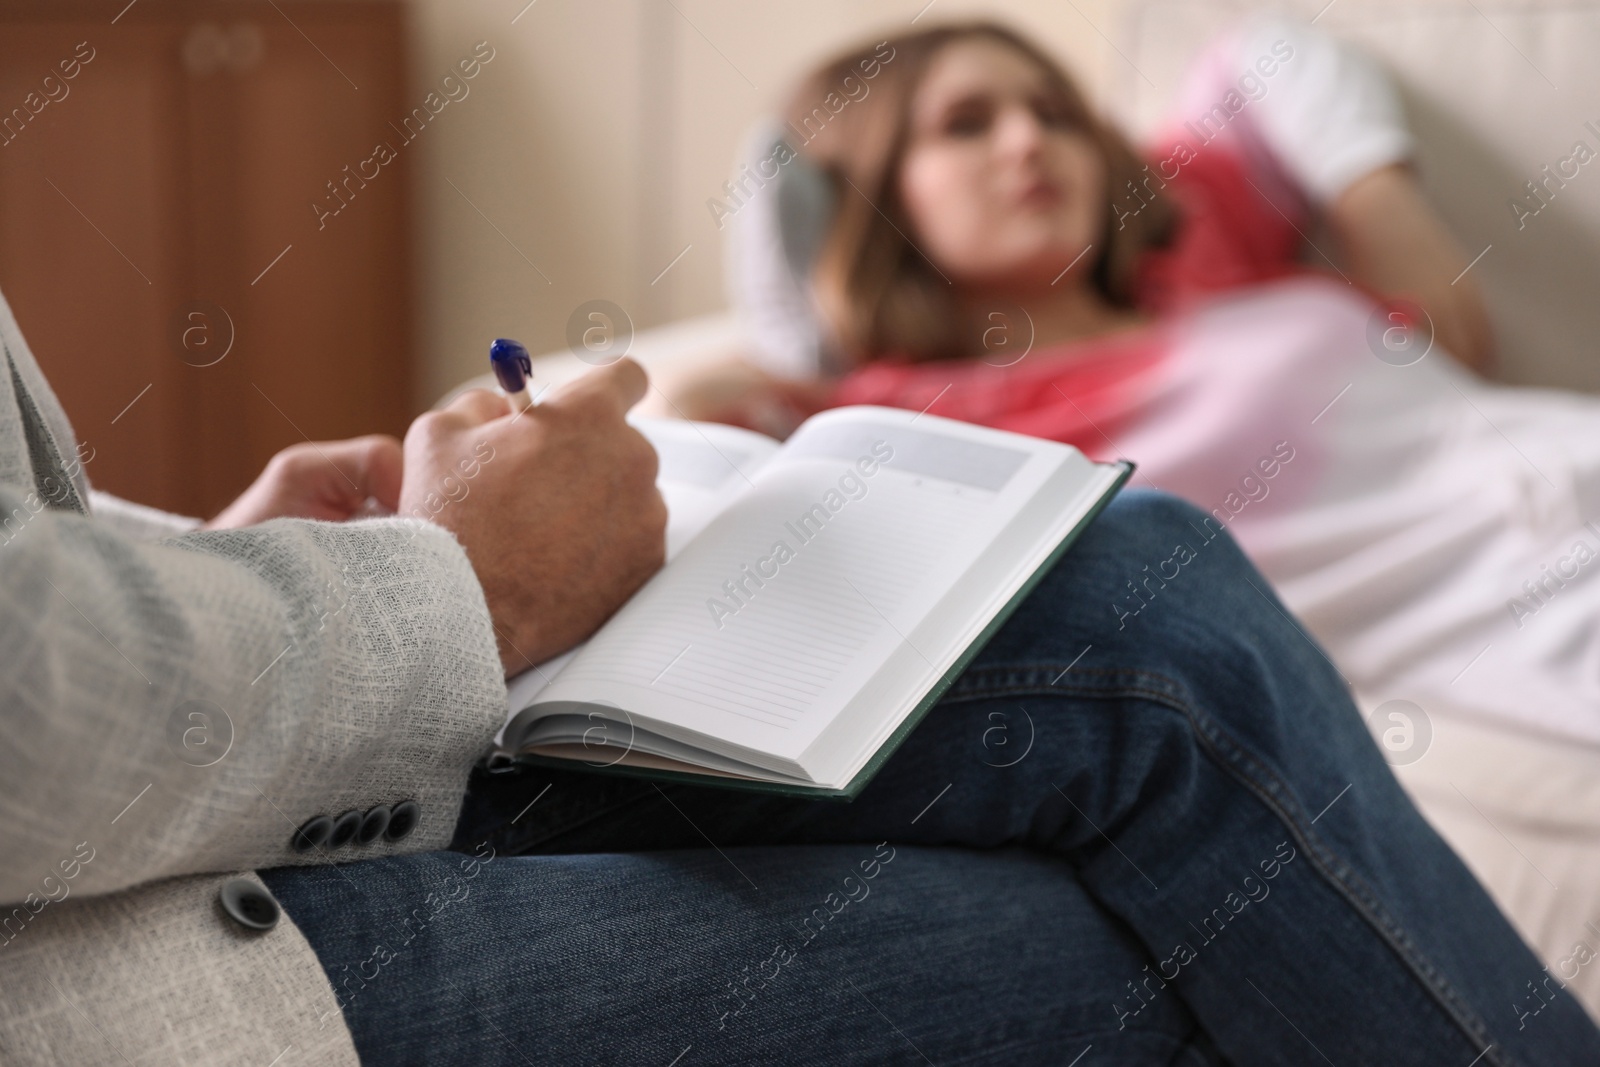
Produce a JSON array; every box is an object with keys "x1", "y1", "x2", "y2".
[
  {"x1": 219, "y1": 878, "x2": 280, "y2": 932},
  {"x1": 356, "y1": 804, "x2": 391, "y2": 845},
  {"x1": 290, "y1": 814, "x2": 334, "y2": 853},
  {"x1": 329, "y1": 809, "x2": 363, "y2": 848},
  {"x1": 385, "y1": 799, "x2": 420, "y2": 842}
]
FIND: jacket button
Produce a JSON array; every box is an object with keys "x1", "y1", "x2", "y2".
[
  {"x1": 290, "y1": 814, "x2": 334, "y2": 853},
  {"x1": 385, "y1": 800, "x2": 420, "y2": 842},
  {"x1": 329, "y1": 809, "x2": 363, "y2": 848},
  {"x1": 219, "y1": 878, "x2": 280, "y2": 932},
  {"x1": 356, "y1": 804, "x2": 391, "y2": 845}
]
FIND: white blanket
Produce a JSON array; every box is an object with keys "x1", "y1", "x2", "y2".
[{"x1": 1120, "y1": 273, "x2": 1600, "y2": 744}]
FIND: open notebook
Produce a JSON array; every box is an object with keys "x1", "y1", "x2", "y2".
[{"x1": 494, "y1": 405, "x2": 1131, "y2": 799}]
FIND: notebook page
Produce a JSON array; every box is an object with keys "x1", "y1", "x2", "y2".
[
  {"x1": 522, "y1": 409, "x2": 1065, "y2": 766},
  {"x1": 636, "y1": 417, "x2": 782, "y2": 558},
  {"x1": 500, "y1": 417, "x2": 779, "y2": 726},
  {"x1": 807, "y1": 453, "x2": 1121, "y2": 785}
]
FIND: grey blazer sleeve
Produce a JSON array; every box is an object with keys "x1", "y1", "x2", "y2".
[
  {"x1": 0, "y1": 490, "x2": 509, "y2": 905},
  {"x1": 0, "y1": 275, "x2": 507, "y2": 907}
]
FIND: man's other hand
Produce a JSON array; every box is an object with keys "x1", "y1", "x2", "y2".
[
  {"x1": 206, "y1": 435, "x2": 403, "y2": 530},
  {"x1": 400, "y1": 358, "x2": 667, "y2": 676}
]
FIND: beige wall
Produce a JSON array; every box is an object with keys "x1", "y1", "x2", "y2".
[{"x1": 402, "y1": 0, "x2": 1135, "y2": 404}]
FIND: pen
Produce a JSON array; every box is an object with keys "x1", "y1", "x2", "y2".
[{"x1": 489, "y1": 338, "x2": 534, "y2": 414}]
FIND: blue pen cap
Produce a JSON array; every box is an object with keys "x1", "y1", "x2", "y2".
[{"x1": 489, "y1": 338, "x2": 532, "y2": 394}]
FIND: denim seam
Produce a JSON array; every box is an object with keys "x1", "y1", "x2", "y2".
[
  {"x1": 1178, "y1": 699, "x2": 1512, "y2": 1067},
  {"x1": 941, "y1": 666, "x2": 1518, "y2": 1067}
]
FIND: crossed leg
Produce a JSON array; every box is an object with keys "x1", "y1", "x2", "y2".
[{"x1": 271, "y1": 491, "x2": 1600, "y2": 1066}]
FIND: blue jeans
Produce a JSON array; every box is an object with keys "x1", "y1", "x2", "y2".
[{"x1": 263, "y1": 491, "x2": 1600, "y2": 1065}]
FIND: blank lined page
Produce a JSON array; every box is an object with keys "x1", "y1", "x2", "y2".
[
  {"x1": 500, "y1": 418, "x2": 779, "y2": 734},
  {"x1": 636, "y1": 417, "x2": 780, "y2": 559},
  {"x1": 529, "y1": 412, "x2": 1051, "y2": 760}
]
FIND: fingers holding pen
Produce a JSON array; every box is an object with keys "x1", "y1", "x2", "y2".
[{"x1": 400, "y1": 348, "x2": 665, "y2": 671}]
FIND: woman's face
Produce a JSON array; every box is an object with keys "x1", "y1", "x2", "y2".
[{"x1": 897, "y1": 38, "x2": 1106, "y2": 291}]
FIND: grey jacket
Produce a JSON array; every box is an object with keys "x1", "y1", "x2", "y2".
[{"x1": 0, "y1": 289, "x2": 508, "y2": 1065}]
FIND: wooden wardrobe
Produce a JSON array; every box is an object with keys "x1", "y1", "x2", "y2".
[{"x1": 0, "y1": 0, "x2": 412, "y2": 517}]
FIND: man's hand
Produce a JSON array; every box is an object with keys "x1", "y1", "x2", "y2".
[
  {"x1": 206, "y1": 435, "x2": 403, "y2": 529},
  {"x1": 400, "y1": 358, "x2": 666, "y2": 675}
]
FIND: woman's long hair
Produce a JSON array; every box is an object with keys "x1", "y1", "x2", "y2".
[{"x1": 785, "y1": 21, "x2": 1176, "y2": 365}]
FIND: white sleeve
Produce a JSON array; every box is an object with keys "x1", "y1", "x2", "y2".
[
  {"x1": 88, "y1": 489, "x2": 203, "y2": 540},
  {"x1": 1165, "y1": 15, "x2": 1415, "y2": 205},
  {"x1": 1231, "y1": 14, "x2": 1414, "y2": 203}
]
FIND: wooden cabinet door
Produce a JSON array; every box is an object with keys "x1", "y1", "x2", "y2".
[
  {"x1": 0, "y1": 0, "x2": 411, "y2": 517},
  {"x1": 0, "y1": 14, "x2": 191, "y2": 511}
]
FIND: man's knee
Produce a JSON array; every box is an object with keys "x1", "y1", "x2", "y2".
[
  {"x1": 1101, "y1": 486, "x2": 1195, "y2": 525},
  {"x1": 1081, "y1": 490, "x2": 1263, "y2": 632},
  {"x1": 1093, "y1": 490, "x2": 1249, "y2": 573}
]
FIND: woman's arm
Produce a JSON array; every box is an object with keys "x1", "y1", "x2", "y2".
[
  {"x1": 1328, "y1": 162, "x2": 1495, "y2": 373},
  {"x1": 1177, "y1": 15, "x2": 1495, "y2": 373},
  {"x1": 641, "y1": 354, "x2": 834, "y2": 439}
]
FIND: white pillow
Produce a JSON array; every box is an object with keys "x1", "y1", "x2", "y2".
[{"x1": 720, "y1": 120, "x2": 840, "y2": 380}]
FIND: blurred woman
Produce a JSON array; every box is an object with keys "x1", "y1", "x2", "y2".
[{"x1": 674, "y1": 16, "x2": 1600, "y2": 755}]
